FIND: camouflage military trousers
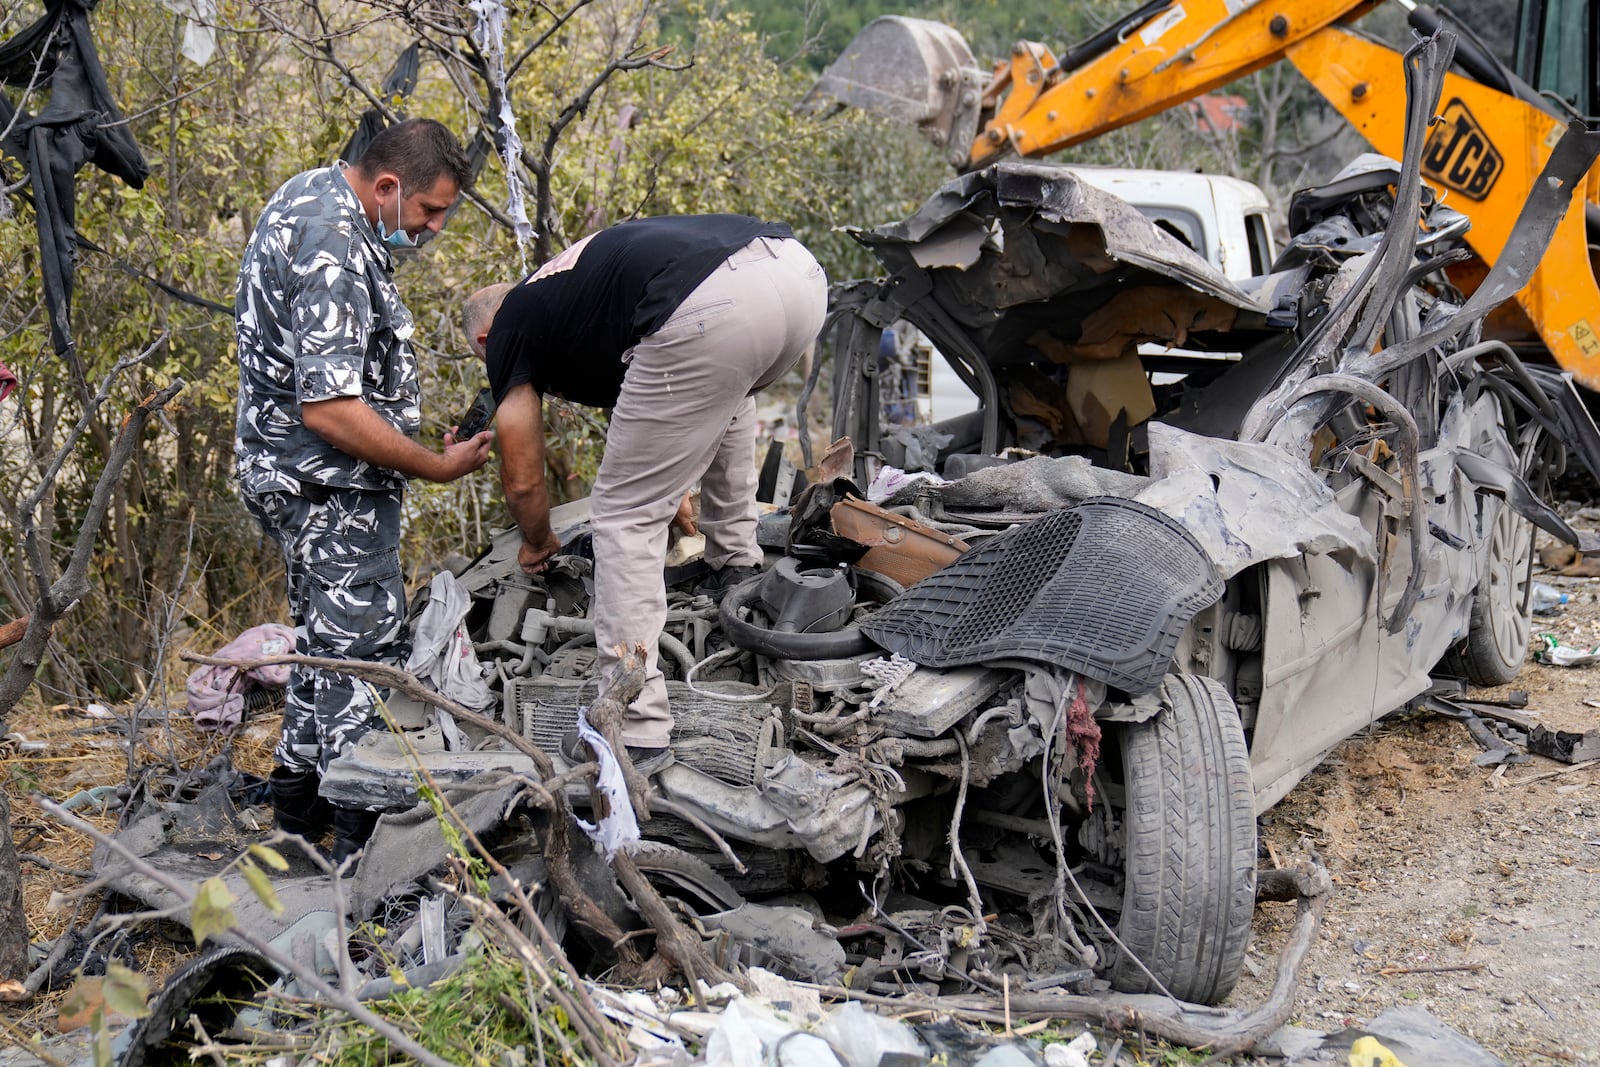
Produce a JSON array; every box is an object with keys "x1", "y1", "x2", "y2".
[{"x1": 243, "y1": 484, "x2": 409, "y2": 784}]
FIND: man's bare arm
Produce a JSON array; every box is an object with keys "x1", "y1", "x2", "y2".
[
  {"x1": 302, "y1": 396, "x2": 492, "y2": 483},
  {"x1": 495, "y1": 383, "x2": 562, "y2": 571}
]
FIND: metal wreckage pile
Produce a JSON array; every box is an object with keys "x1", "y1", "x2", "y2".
[{"x1": 84, "y1": 34, "x2": 1600, "y2": 1064}]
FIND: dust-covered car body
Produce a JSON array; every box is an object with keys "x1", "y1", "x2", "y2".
[
  {"x1": 330, "y1": 41, "x2": 1600, "y2": 1008},
  {"x1": 824, "y1": 153, "x2": 1580, "y2": 814}
]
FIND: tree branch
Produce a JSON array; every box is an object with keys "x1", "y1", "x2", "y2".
[
  {"x1": 0, "y1": 377, "x2": 183, "y2": 719},
  {"x1": 507, "y1": 0, "x2": 599, "y2": 81}
]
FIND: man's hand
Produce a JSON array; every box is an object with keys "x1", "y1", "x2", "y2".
[
  {"x1": 496, "y1": 384, "x2": 561, "y2": 572},
  {"x1": 436, "y1": 429, "x2": 494, "y2": 481},
  {"x1": 303, "y1": 397, "x2": 492, "y2": 483},
  {"x1": 518, "y1": 529, "x2": 563, "y2": 574},
  {"x1": 672, "y1": 491, "x2": 698, "y2": 537},
  {"x1": 443, "y1": 425, "x2": 492, "y2": 447}
]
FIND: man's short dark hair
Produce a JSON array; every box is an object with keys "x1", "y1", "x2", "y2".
[{"x1": 355, "y1": 118, "x2": 473, "y2": 194}]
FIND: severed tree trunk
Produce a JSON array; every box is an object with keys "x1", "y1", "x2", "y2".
[{"x1": 0, "y1": 790, "x2": 23, "y2": 982}]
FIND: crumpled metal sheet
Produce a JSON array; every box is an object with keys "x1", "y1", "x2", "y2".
[
  {"x1": 651, "y1": 755, "x2": 883, "y2": 864},
  {"x1": 758, "y1": 754, "x2": 884, "y2": 861},
  {"x1": 701, "y1": 903, "x2": 847, "y2": 984},
  {"x1": 848, "y1": 163, "x2": 1266, "y2": 371},
  {"x1": 93, "y1": 789, "x2": 334, "y2": 947},
  {"x1": 857, "y1": 163, "x2": 1260, "y2": 308},
  {"x1": 1137, "y1": 421, "x2": 1376, "y2": 577},
  {"x1": 351, "y1": 775, "x2": 525, "y2": 920},
  {"x1": 891, "y1": 452, "x2": 1149, "y2": 513}
]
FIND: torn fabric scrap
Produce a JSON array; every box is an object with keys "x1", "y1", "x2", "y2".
[
  {"x1": 185, "y1": 623, "x2": 295, "y2": 729},
  {"x1": 572, "y1": 706, "x2": 641, "y2": 859}
]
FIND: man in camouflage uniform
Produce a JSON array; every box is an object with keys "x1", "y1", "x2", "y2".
[{"x1": 235, "y1": 118, "x2": 493, "y2": 862}]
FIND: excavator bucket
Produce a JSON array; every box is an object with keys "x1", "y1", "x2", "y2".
[{"x1": 806, "y1": 16, "x2": 987, "y2": 165}]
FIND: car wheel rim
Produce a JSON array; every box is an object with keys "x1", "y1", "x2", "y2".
[{"x1": 1486, "y1": 503, "x2": 1533, "y2": 664}]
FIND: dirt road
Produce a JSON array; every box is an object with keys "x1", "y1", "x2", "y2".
[{"x1": 1232, "y1": 534, "x2": 1600, "y2": 1065}]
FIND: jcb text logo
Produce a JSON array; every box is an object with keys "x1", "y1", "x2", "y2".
[{"x1": 1422, "y1": 99, "x2": 1502, "y2": 200}]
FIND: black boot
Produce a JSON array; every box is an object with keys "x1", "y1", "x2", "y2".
[
  {"x1": 331, "y1": 806, "x2": 381, "y2": 869},
  {"x1": 269, "y1": 767, "x2": 332, "y2": 840}
]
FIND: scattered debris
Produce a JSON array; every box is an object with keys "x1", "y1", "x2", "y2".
[
  {"x1": 1284, "y1": 1005, "x2": 1510, "y2": 1066},
  {"x1": 1531, "y1": 582, "x2": 1570, "y2": 615},
  {"x1": 1527, "y1": 723, "x2": 1600, "y2": 764},
  {"x1": 1539, "y1": 541, "x2": 1600, "y2": 576},
  {"x1": 1533, "y1": 635, "x2": 1600, "y2": 668}
]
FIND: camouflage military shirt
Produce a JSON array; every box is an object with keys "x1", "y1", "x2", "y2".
[{"x1": 234, "y1": 164, "x2": 421, "y2": 496}]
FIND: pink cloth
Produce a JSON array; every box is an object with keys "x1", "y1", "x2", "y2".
[
  {"x1": 186, "y1": 623, "x2": 295, "y2": 729},
  {"x1": 0, "y1": 360, "x2": 17, "y2": 402}
]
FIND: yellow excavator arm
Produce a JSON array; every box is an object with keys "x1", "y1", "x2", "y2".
[
  {"x1": 1288, "y1": 25, "x2": 1600, "y2": 376},
  {"x1": 968, "y1": 0, "x2": 1381, "y2": 166},
  {"x1": 812, "y1": 0, "x2": 1600, "y2": 384}
]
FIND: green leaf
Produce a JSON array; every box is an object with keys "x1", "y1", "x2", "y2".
[
  {"x1": 248, "y1": 843, "x2": 289, "y2": 871},
  {"x1": 101, "y1": 962, "x2": 151, "y2": 1020},
  {"x1": 190, "y1": 877, "x2": 237, "y2": 945},
  {"x1": 239, "y1": 858, "x2": 285, "y2": 916}
]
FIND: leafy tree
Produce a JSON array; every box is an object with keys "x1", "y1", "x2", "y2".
[{"x1": 1, "y1": 0, "x2": 947, "y2": 700}]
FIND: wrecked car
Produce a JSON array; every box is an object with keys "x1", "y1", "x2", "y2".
[
  {"x1": 294, "y1": 85, "x2": 1600, "y2": 1010},
  {"x1": 91, "y1": 54, "x2": 1598, "y2": 1047}
]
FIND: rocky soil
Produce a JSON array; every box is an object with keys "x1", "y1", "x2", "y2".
[{"x1": 1231, "y1": 520, "x2": 1600, "y2": 1065}]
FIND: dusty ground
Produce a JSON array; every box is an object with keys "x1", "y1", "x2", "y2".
[{"x1": 1231, "y1": 521, "x2": 1600, "y2": 1065}]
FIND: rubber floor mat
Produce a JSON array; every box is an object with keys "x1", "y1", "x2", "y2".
[{"x1": 860, "y1": 497, "x2": 1222, "y2": 694}]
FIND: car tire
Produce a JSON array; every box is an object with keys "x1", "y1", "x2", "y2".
[
  {"x1": 1439, "y1": 497, "x2": 1534, "y2": 686},
  {"x1": 1109, "y1": 674, "x2": 1257, "y2": 1005},
  {"x1": 632, "y1": 840, "x2": 745, "y2": 913}
]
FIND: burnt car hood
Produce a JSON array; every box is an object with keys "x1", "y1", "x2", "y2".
[{"x1": 850, "y1": 162, "x2": 1266, "y2": 367}]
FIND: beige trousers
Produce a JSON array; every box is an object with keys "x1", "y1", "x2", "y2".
[{"x1": 590, "y1": 236, "x2": 827, "y2": 746}]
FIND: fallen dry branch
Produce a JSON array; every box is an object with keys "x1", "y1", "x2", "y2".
[
  {"x1": 1510, "y1": 759, "x2": 1600, "y2": 786},
  {"x1": 614, "y1": 848, "x2": 739, "y2": 993},
  {"x1": 0, "y1": 615, "x2": 30, "y2": 650},
  {"x1": 809, "y1": 860, "x2": 1333, "y2": 1059},
  {"x1": 582, "y1": 645, "x2": 655, "y2": 821},
  {"x1": 180, "y1": 649, "x2": 746, "y2": 994},
  {"x1": 536, "y1": 800, "x2": 647, "y2": 974},
  {"x1": 580, "y1": 647, "x2": 741, "y2": 992},
  {"x1": 1377, "y1": 963, "x2": 1484, "y2": 977}
]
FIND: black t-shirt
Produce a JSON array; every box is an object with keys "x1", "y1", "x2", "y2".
[{"x1": 486, "y1": 214, "x2": 793, "y2": 407}]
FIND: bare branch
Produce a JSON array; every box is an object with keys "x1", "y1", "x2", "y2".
[
  {"x1": 0, "y1": 374, "x2": 183, "y2": 718},
  {"x1": 508, "y1": 0, "x2": 599, "y2": 80}
]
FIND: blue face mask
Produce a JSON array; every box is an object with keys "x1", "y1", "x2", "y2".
[{"x1": 377, "y1": 182, "x2": 418, "y2": 248}]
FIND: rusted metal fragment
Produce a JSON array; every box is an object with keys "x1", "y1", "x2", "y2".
[{"x1": 830, "y1": 496, "x2": 968, "y2": 587}]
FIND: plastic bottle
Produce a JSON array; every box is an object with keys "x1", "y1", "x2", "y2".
[{"x1": 1531, "y1": 582, "x2": 1569, "y2": 614}]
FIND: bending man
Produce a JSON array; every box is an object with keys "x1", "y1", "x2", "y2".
[
  {"x1": 236, "y1": 118, "x2": 493, "y2": 861},
  {"x1": 465, "y1": 214, "x2": 827, "y2": 763}
]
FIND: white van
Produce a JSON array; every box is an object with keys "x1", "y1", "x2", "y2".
[
  {"x1": 911, "y1": 166, "x2": 1275, "y2": 422},
  {"x1": 1067, "y1": 165, "x2": 1275, "y2": 281}
]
